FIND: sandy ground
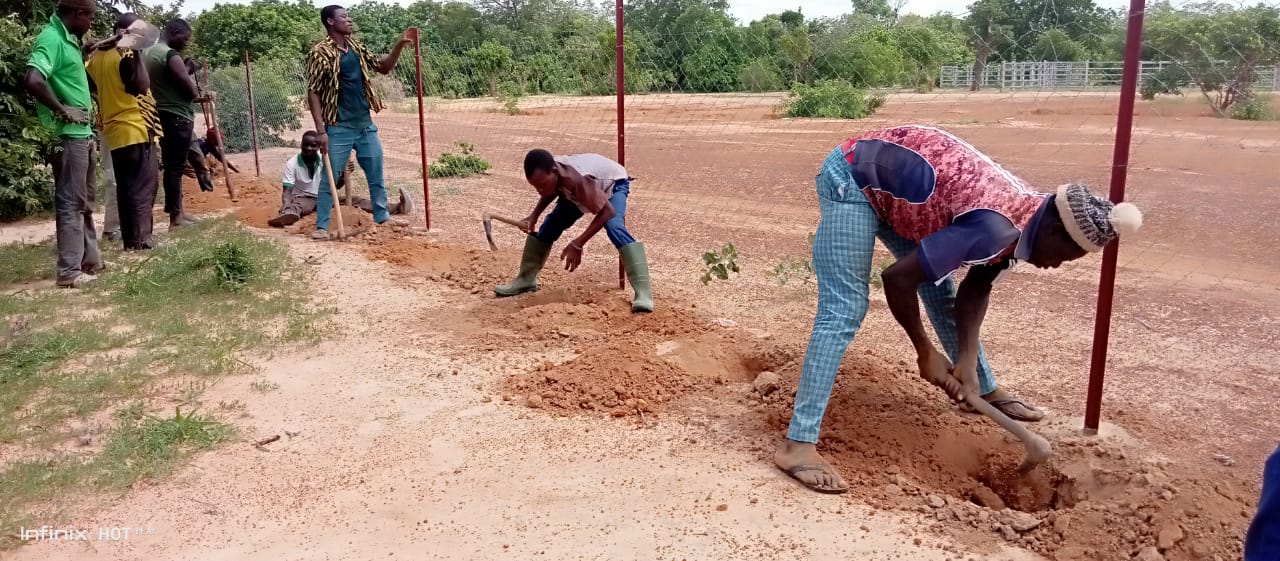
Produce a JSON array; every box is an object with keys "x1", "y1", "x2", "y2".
[{"x1": 3, "y1": 90, "x2": 1277, "y2": 560}]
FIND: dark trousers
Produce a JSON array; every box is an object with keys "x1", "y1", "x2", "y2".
[
  {"x1": 51, "y1": 137, "x2": 101, "y2": 281},
  {"x1": 112, "y1": 142, "x2": 159, "y2": 250},
  {"x1": 1247, "y1": 445, "x2": 1280, "y2": 560},
  {"x1": 159, "y1": 112, "x2": 206, "y2": 217}
]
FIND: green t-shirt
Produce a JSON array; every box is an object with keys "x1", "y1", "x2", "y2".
[
  {"x1": 144, "y1": 42, "x2": 194, "y2": 119},
  {"x1": 26, "y1": 15, "x2": 93, "y2": 139},
  {"x1": 336, "y1": 48, "x2": 372, "y2": 129}
]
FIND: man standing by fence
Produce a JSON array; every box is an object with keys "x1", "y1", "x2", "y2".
[
  {"x1": 86, "y1": 13, "x2": 163, "y2": 251},
  {"x1": 145, "y1": 19, "x2": 207, "y2": 229},
  {"x1": 304, "y1": 4, "x2": 413, "y2": 240},
  {"x1": 24, "y1": 0, "x2": 103, "y2": 288}
]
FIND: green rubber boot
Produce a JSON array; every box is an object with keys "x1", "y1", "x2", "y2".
[
  {"x1": 495, "y1": 235, "x2": 552, "y2": 297},
  {"x1": 619, "y1": 242, "x2": 654, "y2": 313}
]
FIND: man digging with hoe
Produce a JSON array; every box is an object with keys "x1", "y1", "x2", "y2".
[{"x1": 776, "y1": 125, "x2": 1144, "y2": 494}]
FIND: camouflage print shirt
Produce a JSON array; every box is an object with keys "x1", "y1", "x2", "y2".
[
  {"x1": 840, "y1": 125, "x2": 1051, "y2": 284},
  {"x1": 305, "y1": 36, "x2": 383, "y2": 127}
]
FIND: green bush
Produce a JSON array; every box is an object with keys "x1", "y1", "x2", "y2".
[
  {"x1": 210, "y1": 62, "x2": 302, "y2": 153},
  {"x1": 427, "y1": 142, "x2": 491, "y2": 178},
  {"x1": 784, "y1": 80, "x2": 883, "y2": 119},
  {"x1": 1230, "y1": 94, "x2": 1275, "y2": 121},
  {"x1": 1140, "y1": 65, "x2": 1192, "y2": 101},
  {"x1": 739, "y1": 58, "x2": 784, "y2": 92},
  {"x1": 0, "y1": 18, "x2": 55, "y2": 221}
]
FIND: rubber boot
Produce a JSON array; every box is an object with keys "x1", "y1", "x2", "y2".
[
  {"x1": 619, "y1": 242, "x2": 654, "y2": 313},
  {"x1": 495, "y1": 235, "x2": 552, "y2": 297}
]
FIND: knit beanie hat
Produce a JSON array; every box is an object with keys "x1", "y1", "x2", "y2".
[{"x1": 1054, "y1": 183, "x2": 1144, "y2": 252}]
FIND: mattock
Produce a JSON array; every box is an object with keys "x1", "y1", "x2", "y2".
[{"x1": 963, "y1": 391, "x2": 1053, "y2": 473}]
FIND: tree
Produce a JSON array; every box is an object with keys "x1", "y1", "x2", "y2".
[
  {"x1": 467, "y1": 40, "x2": 514, "y2": 96},
  {"x1": 0, "y1": 17, "x2": 53, "y2": 220},
  {"x1": 348, "y1": 1, "x2": 419, "y2": 52},
  {"x1": 894, "y1": 24, "x2": 972, "y2": 91},
  {"x1": 1144, "y1": 2, "x2": 1280, "y2": 114},
  {"x1": 778, "y1": 25, "x2": 812, "y2": 84},
  {"x1": 191, "y1": 0, "x2": 320, "y2": 66},
  {"x1": 851, "y1": 0, "x2": 895, "y2": 22},
  {"x1": 964, "y1": 0, "x2": 1012, "y2": 91},
  {"x1": 1029, "y1": 28, "x2": 1087, "y2": 61}
]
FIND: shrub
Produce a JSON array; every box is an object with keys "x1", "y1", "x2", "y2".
[
  {"x1": 739, "y1": 58, "x2": 784, "y2": 92},
  {"x1": 1230, "y1": 94, "x2": 1275, "y2": 121},
  {"x1": 784, "y1": 80, "x2": 883, "y2": 119},
  {"x1": 0, "y1": 18, "x2": 55, "y2": 220},
  {"x1": 427, "y1": 142, "x2": 491, "y2": 178},
  {"x1": 1140, "y1": 64, "x2": 1192, "y2": 101}
]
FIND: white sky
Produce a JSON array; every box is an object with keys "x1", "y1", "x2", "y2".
[{"x1": 176, "y1": 0, "x2": 1135, "y2": 22}]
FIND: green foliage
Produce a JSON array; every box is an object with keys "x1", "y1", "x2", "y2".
[
  {"x1": 699, "y1": 243, "x2": 739, "y2": 285},
  {"x1": 784, "y1": 80, "x2": 884, "y2": 120},
  {"x1": 0, "y1": 18, "x2": 55, "y2": 221},
  {"x1": 468, "y1": 40, "x2": 515, "y2": 97},
  {"x1": 498, "y1": 81, "x2": 523, "y2": 115},
  {"x1": 739, "y1": 58, "x2": 784, "y2": 92},
  {"x1": 428, "y1": 142, "x2": 492, "y2": 178},
  {"x1": 1144, "y1": 2, "x2": 1280, "y2": 114},
  {"x1": 205, "y1": 241, "x2": 257, "y2": 290},
  {"x1": 191, "y1": 0, "x2": 322, "y2": 67},
  {"x1": 1030, "y1": 28, "x2": 1088, "y2": 62},
  {"x1": 893, "y1": 24, "x2": 972, "y2": 92},
  {"x1": 1140, "y1": 64, "x2": 1193, "y2": 101},
  {"x1": 771, "y1": 232, "x2": 816, "y2": 286},
  {"x1": 210, "y1": 65, "x2": 301, "y2": 153},
  {"x1": 1230, "y1": 94, "x2": 1275, "y2": 121}
]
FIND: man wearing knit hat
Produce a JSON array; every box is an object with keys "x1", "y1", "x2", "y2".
[
  {"x1": 777, "y1": 125, "x2": 1143, "y2": 494},
  {"x1": 24, "y1": 0, "x2": 103, "y2": 288}
]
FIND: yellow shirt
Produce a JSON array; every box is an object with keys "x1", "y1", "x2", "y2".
[{"x1": 85, "y1": 48, "x2": 162, "y2": 149}]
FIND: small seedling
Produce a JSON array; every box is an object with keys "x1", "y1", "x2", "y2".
[
  {"x1": 700, "y1": 243, "x2": 740, "y2": 285},
  {"x1": 250, "y1": 379, "x2": 280, "y2": 393},
  {"x1": 428, "y1": 142, "x2": 492, "y2": 178}
]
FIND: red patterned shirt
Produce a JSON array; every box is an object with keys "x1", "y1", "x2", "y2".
[{"x1": 840, "y1": 125, "x2": 1050, "y2": 283}]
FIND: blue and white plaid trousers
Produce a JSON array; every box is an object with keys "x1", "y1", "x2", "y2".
[{"x1": 786, "y1": 146, "x2": 999, "y2": 444}]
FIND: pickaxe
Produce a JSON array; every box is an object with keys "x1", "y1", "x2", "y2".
[
  {"x1": 482, "y1": 212, "x2": 529, "y2": 251},
  {"x1": 963, "y1": 391, "x2": 1052, "y2": 474}
]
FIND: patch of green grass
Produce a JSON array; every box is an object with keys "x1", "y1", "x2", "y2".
[
  {"x1": 427, "y1": 142, "x2": 492, "y2": 178},
  {"x1": 0, "y1": 238, "x2": 55, "y2": 286},
  {"x1": 0, "y1": 216, "x2": 328, "y2": 549}
]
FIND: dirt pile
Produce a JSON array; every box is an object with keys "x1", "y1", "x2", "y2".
[
  {"x1": 485, "y1": 286, "x2": 795, "y2": 417},
  {"x1": 747, "y1": 352, "x2": 1253, "y2": 561}
]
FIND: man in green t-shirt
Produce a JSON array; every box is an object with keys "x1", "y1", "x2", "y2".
[
  {"x1": 24, "y1": 0, "x2": 103, "y2": 288},
  {"x1": 145, "y1": 19, "x2": 208, "y2": 229}
]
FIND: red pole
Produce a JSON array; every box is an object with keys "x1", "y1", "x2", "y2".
[
  {"x1": 412, "y1": 28, "x2": 430, "y2": 230},
  {"x1": 615, "y1": 0, "x2": 626, "y2": 290},
  {"x1": 1083, "y1": 0, "x2": 1146, "y2": 435},
  {"x1": 244, "y1": 50, "x2": 261, "y2": 177}
]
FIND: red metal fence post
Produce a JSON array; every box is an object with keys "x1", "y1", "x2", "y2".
[
  {"x1": 616, "y1": 0, "x2": 626, "y2": 290},
  {"x1": 412, "y1": 28, "x2": 431, "y2": 230},
  {"x1": 1083, "y1": 0, "x2": 1147, "y2": 435},
  {"x1": 244, "y1": 50, "x2": 261, "y2": 177}
]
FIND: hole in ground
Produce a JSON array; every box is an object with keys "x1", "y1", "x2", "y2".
[{"x1": 969, "y1": 451, "x2": 1077, "y2": 513}]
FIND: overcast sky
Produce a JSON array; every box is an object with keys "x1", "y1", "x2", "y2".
[{"x1": 177, "y1": 0, "x2": 1136, "y2": 21}]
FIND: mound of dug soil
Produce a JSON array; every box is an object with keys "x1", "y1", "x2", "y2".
[{"x1": 751, "y1": 352, "x2": 1253, "y2": 561}]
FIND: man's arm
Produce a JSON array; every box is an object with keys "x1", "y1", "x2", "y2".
[
  {"x1": 952, "y1": 262, "x2": 1004, "y2": 391},
  {"x1": 120, "y1": 50, "x2": 149, "y2": 95},
  {"x1": 371, "y1": 32, "x2": 413, "y2": 74},
  {"x1": 572, "y1": 201, "x2": 615, "y2": 247},
  {"x1": 24, "y1": 68, "x2": 87, "y2": 123},
  {"x1": 523, "y1": 194, "x2": 556, "y2": 232},
  {"x1": 306, "y1": 92, "x2": 329, "y2": 151},
  {"x1": 166, "y1": 53, "x2": 200, "y2": 100},
  {"x1": 881, "y1": 251, "x2": 941, "y2": 357}
]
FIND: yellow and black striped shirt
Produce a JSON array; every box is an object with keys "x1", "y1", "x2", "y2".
[
  {"x1": 305, "y1": 36, "x2": 383, "y2": 127},
  {"x1": 85, "y1": 47, "x2": 163, "y2": 148}
]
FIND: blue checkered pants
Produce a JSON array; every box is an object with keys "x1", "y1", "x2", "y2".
[{"x1": 786, "y1": 147, "x2": 999, "y2": 444}]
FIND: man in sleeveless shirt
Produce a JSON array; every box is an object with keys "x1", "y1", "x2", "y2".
[
  {"x1": 777, "y1": 125, "x2": 1145, "y2": 494},
  {"x1": 493, "y1": 149, "x2": 653, "y2": 314}
]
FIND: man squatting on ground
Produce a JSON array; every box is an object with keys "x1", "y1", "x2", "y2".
[
  {"x1": 145, "y1": 19, "x2": 209, "y2": 228},
  {"x1": 776, "y1": 125, "x2": 1144, "y2": 494},
  {"x1": 267, "y1": 131, "x2": 416, "y2": 228},
  {"x1": 24, "y1": 0, "x2": 109, "y2": 288},
  {"x1": 304, "y1": 4, "x2": 413, "y2": 240},
  {"x1": 85, "y1": 13, "x2": 163, "y2": 251},
  {"x1": 494, "y1": 150, "x2": 653, "y2": 314}
]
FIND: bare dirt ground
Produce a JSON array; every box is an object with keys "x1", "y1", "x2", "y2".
[{"x1": 5, "y1": 90, "x2": 1277, "y2": 561}]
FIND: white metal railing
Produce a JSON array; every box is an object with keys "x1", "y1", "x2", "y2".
[{"x1": 939, "y1": 60, "x2": 1280, "y2": 91}]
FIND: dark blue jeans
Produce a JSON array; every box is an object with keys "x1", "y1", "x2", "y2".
[
  {"x1": 1246, "y1": 445, "x2": 1280, "y2": 560},
  {"x1": 535, "y1": 179, "x2": 636, "y2": 248}
]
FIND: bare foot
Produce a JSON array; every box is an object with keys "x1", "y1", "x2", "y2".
[{"x1": 774, "y1": 439, "x2": 848, "y2": 494}]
